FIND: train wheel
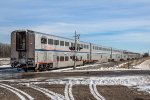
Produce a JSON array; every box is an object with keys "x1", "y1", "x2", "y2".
[
  {"x1": 38, "y1": 64, "x2": 43, "y2": 71},
  {"x1": 35, "y1": 64, "x2": 43, "y2": 72},
  {"x1": 45, "y1": 64, "x2": 50, "y2": 71},
  {"x1": 35, "y1": 64, "x2": 39, "y2": 72}
]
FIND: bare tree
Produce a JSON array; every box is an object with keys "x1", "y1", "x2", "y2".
[
  {"x1": 143, "y1": 52, "x2": 149, "y2": 57},
  {"x1": 0, "y1": 42, "x2": 11, "y2": 58}
]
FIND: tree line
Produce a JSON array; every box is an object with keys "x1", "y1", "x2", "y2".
[
  {"x1": 0, "y1": 42, "x2": 11, "y2": 58},
  {"x1": 143, "y1": 52, "x2": 149, "y2": 57}
]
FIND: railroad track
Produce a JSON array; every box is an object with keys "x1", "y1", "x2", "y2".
[{"x1": 0, "y1": 75, "x2": 150, "y2": 100}]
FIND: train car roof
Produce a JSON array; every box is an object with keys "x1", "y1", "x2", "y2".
[{"x1": 29, "y1": 30, "x2": 91, "y2": 44}]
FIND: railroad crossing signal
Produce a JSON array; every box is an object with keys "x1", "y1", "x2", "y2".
[
  {"x1": 77, "y1": 47, "x2": 83, "y2": 51},
  {"x1": 69, "y1": 46, "x2": 83, "y2": 51},
  {"x1": 69, "y1": 47, "x2": 75, "y2": 51}
]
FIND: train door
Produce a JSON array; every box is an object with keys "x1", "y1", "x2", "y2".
[
  {"x1": 41, "y1": 36, "x2": 47, "y2": 63},
  {"x1": 87, "y1": 54, "x2": 90, "y2": 60},
  {"x1": 43, "y1": 52, "x2": 47, "y2": 63},
  {"x1": 11, "y1": 32, "x2": 18, "y2": 66},
  {"x1": 16, "y1": 31, "x2": 27, "y2": 65},
  {"x1": 53, "y1": 54, "x2": 58, "y2": 68},
  {"x1": 27, "y1": 32, "x2": 35, "y2": 67}
]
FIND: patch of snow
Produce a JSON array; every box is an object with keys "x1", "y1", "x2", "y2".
[
  {"x1": 0, "y1": 65, "x2": 11, "y2": 68},
  {"x1": 29, "y1": 84, "x2": 64, "y2": 100},
  {"x1": 2, "y1": 75, "x2": 150, "y2": 95},
  {"x1": 0, "y1": 83, "x2": 34, "y2": 100},
  {"x1": 64, "y1": 84, "x2": 74, "y2": 100},
  {"x1": 89, "y1": 84, "x2": 105, "y2": 100},
  {"x1": 0, "y1": 85, "x2": 26, "y2": 100},
  {"x1": 134, "y1": 59, "x2": 150, "y2": 70},
  {"x1": 68, "y1": 84, "x2": 74, "y2": 100},
  {"x1": 0, "y1": 58, "x2": 10, "y2": 60},
  {"x1": 49, "y1": 62, "x2": 137, "y2": 72},
  {"x1": 136, "y1": 85, "x2": 150, "y2": 94}
]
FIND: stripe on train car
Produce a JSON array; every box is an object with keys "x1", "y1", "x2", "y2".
[
  {"x1": 36, "y1": 60, "x2": 97, "y2": 64},
  {"x1": 35, "y1": 49, "x2": 109, "y2": 54}
]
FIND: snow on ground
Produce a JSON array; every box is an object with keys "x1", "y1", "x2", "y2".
[
  {"x1": 136, "y1": 85, "x2": 150, "y2": 94},
  {"x1": 134, "y1": 59, "x2": 150, "y2": 70},
  {"x1": 0, "y1": 58, "x2": 10, "y2": 60},
  {"x1": 0, "y1": 58, "x2": 10, "y2": 65},
  {"x1": 3, "y1": 75, "x2": 150, "y2": 94},
  {"x1": 50, "y1": 62, "x2": 128, "y2": 72},
  {"x1": 45, "y1": 75, "x2": 150, "y2": 94},
  {"x1": 0, "y1": 65, "x2": 11, "y2": 68}
]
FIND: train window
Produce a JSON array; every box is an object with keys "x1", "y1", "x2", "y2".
[
  {"x1": 57, "y1": 56, "x2": 59, "y2": 61},
  {"x1": 80, "y1": 56, "x2": 82, "y2": 60},
  {"x1": 60, "y1": 56, "x2": 64, "y2": 61},
  {"x1": 103, "y1": 48, "x2": 105, "y2": 51},
  {"x1": 81, "y1": 44, "x2": 83, "y2": 48},
  {"x1": 70, "y1": 56, "x2": 75, "y2": 61},
  {"x1": 41, "y1": 37, "x2": 47, "y2": 44},
  {"x1": 65, "y1": 56, "x2": 69, "y2": 61},
  {"x1": 93, "y1": 46, "x2": 94, "y2": 49},
  {"x1": 87, "y1": 45, "x2": 89, "y2": 49},
  {"x1": 98, "y1": 47, "x2": 101, "y2": 50},
  {"x1": 71, "y1": 43, "x2": 74, "y2": 47},
  {"x1": 85, "y1": 45, "x2": 87, "y2": 49},
  {"x1": 60, "y1": 41, "x2": 64, "y2": 46},
  {"x1": 65, "y1": 42, "x2": 69, "y2": 46},
  {"x1": 48, "y1": 39, "x2": 53, "y2": 45},
  {"x1": 54, "y1": 40, "x2": 59, "y2": 45},
  {"x1": 77, "y1": 44, "x2": 80, "y2": 47},
  {"x1": 16, "y1": 31, "x2": 26, "y2": 51},
  {"x1": 84, "y1": 45, "x2": 86, "y2": 49}
]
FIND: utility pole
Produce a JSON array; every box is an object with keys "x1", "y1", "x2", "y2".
[
  {"x1": 128, "y1": 52, "x2": 129, "y2": 69},
  {"x1": 110, "y1": 47, "x2": 112, "y2": 62},
  {"x1": 121, "y1": 50, "x2": 123, "y2": 60},
  {"x1": 73, "y1": 31, "x2": 80, "y2": 70}
]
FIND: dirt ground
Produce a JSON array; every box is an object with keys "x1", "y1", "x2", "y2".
[
  {"x1": 72, "y1": 85, "x2": 96, "y2": 100},
  {"x1": 0, "y1": 82, "x2": 150, "y2": 100},
  {"x1": 97, "y1": 85, "x2": 150, "y2": 100},
  {"x1": 0, "y1": 86, "x2": 20, "y2": 100}
]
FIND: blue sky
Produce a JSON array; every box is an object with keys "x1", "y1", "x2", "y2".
[{"x1": 0, "y1": 0, "x2": 150, "y2": 53}]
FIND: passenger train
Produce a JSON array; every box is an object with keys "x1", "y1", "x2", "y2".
[{"x1": 11, "y1": 30, "x2": 141, "y2": 71}]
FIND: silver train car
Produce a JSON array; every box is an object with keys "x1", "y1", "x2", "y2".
[{"x1": 11, "y1": 30, "x2": 141, "y2": 71}]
